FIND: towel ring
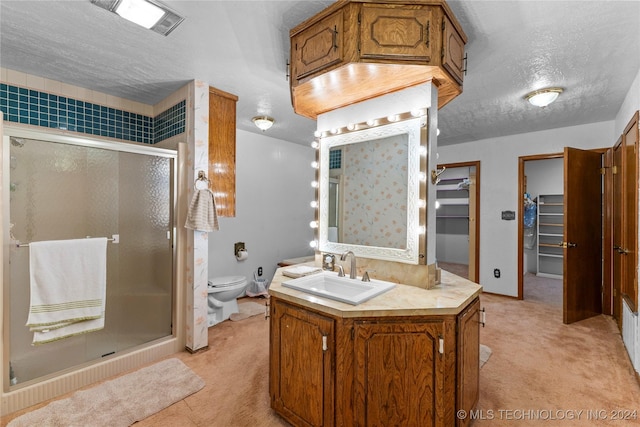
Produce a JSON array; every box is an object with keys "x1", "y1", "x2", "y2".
[{"x1": 194, "y1": 170, "x2": 211, "y2": 190}]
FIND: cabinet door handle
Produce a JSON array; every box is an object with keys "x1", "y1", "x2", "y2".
[
  {"x1": 425, "y1": 21, "x2": 430, "y2": 47},
  {"x1": 480, "y1": 308, "x2": 486, "y2": 327},
  {"x1": 322, "y1": 335, "x2": 328, "y2": 351},
  {"x1": 332, "y1": 26, "x2": 338, "y2": 51},
  {"x1": 438, "y1": 337, "x2": 444, "y2": 354}
]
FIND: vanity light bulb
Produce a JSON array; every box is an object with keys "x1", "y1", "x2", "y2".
[
  {"x1": 310, "y1": 201, "x2": 318, "y2": 208},
  {"x1": 418, "y1": 225, "x2": 426, "y2": 234},
  {"x1": 311, "y1": 161, "x2": 319, "y2": 169},
  {"x1": 309, "y1": 221, "x2": 319, "y2": 229},
  {"x1": 311, "y1": 141, "x2": 320, "y2": 149},
  {"x1": 418, "y1": 199, "x2": 426, "y2": 208},
  {"x1": 419, "y1": 172, "x2": 427, "y2": 182},
  {"x1": 387, "y1": 114, "x2": 398, "y2": 122},
  {"x1": 314, "y1": 130, "x2": 321, "y2": 138},
  {"x1": 410, "y1": 108, "x2": 423, "y2": 117},
  {"x1": 311, "y1": 181, "x2": 319, "y2": 188},
  {"x1": 347, "y1": 123, "x2": 356, "y2": 131},
  {"x1": 309, "y1": 240, "x2": 318, "y2": 248},
  {"x1": 419, "y1": 146, "x2": 427, "y2": 156},
  {"x1": 330, "y1": 128, "x2": 339, "y2": 135},
  {"x1": 366, "y1": 119, "x2": 375, "y2": 127}
]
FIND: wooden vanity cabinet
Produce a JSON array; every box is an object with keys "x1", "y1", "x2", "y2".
[
  {"x1": 270, "y1": 300, "x2": 335, "y2": 427},
  {"x1": 353, "y1": 319, "x2": 447, "y2": 426},
  {"x1": 269, "y1": 296, "x2": 481, "y2": 427},
  {"x1": 456, "y1": 297, "x2": 481, "y2": 427}
]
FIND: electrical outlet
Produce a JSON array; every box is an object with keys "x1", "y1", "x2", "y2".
[
  {"x1": 493, "y1": 268, "x2": 500, "y2": 278},
  {"x1": 258, "y1": 267, "x2": 263, "y2": 276}
]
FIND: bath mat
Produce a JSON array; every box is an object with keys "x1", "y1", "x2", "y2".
[
  {"x1": 480, "y1": 344, "x2": 492, "y2": 368},
  {"x1": 230, "y1": 301, "x2": 266, "y2": 321},
  {"x1": 8, "y1": 358, "x2": 204, "y2": 427}
]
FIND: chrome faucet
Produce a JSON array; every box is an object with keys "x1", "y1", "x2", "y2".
[{"x1": 340, "y1": 250, "x2": 357, "y2": 279}]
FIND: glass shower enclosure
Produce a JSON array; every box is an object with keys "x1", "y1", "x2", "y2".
[{"x1": 3, "y1": 130, "x2": 176, "y2": 386}]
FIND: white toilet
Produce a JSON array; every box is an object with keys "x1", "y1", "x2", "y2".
[{"x1": 207, "y1": 276, "x2": 248, "y2": 327}]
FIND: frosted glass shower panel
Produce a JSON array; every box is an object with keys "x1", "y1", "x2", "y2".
[{"x1": 7, "y1": 136, "x2": 174, "y2": 384}]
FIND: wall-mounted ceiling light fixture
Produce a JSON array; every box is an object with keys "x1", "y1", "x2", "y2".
[
  {"x1": 91, "y1": 0, "x2": 185, "y2": 36},
  {"x1": 252, "y1": 116, "x2": 275, "y2": 131},
  {"x1": 525, "y1": 87, "x2": 563, "y2": 108}
]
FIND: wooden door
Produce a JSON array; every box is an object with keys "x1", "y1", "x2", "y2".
[
  {"x1": 270, "y1": 300, "x2": 334, "y2": 427},
  {"x1": 563, "y1": 147, "x2": 603, "y2": 324},
  {"x1": 621, "y1": 113, "x2": 638, "y2": 312},
  {"x1": 353, "y1": 320, "x2": 444, "y2": 427},
  {"x1": 612, "y1": 137, "x2": 624, "y2": 326},
  {"x1": 468, "y1": 167, "x2": 478, "y2": 282}
]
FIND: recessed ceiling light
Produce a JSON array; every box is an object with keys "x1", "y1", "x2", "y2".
[
  {"x1": 91, "y1": 0, "x2": 185, "y2": 36},
  {"x1": 525, "y1": 87, "x2": 564, "y2": 107}
]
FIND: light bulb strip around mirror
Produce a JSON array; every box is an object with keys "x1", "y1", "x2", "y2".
[
  {"x1": 313, "y1": 109, "x2": 427, "y2": 139},
  {"x1": 311, "y1": 113, "x2": 428, "y2": 264}
]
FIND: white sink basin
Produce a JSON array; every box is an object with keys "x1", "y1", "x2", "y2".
[{"x1": 282, "y1": 271, "x2": 396, "y2": 305}]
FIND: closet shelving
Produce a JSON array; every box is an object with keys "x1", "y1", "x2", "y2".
[
  {"x1": 436, "y1": 175, "x2": 469, "y2": 233},
  {"x1": 536, "y1": 194, "x2": 564, "y2": 278}
]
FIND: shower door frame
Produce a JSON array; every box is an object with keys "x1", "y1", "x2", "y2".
[{"x1": 1, "y1": 127, "x2": 181, "y2": 400}]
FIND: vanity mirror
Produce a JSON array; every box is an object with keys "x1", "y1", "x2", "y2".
[{"x1": 318, "y1": 116, "x2": 426, "y2": 264}]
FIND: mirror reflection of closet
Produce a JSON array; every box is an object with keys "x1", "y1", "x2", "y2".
[{"x1": 435, "y1": 165, "x2": 477, "y2": 280}]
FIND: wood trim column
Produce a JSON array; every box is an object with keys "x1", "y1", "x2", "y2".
[{"x1": 209, "y1": 87, "x2": 238, "y2": 217}]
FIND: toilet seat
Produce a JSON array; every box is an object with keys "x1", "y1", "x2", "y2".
[{"x1": 208, "y1": 275, "x2": 246, "y2": 288}]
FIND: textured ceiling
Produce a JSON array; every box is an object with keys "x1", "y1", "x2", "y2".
[{"x1": 1, "y1": 0, "x2": 639, "y2": 146}]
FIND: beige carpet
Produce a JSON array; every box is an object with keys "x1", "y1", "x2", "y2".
[
  {"x1": 7, "y1": 358, "x2": 204, "y2": 427},
  {"x1": 229, "y1": 300, "x2": 266, "y2": 321},
  {"x1": 4, "y1": 291, "x2": 639, "y2": 427}
]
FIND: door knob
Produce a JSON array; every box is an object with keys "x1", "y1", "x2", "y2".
[{"x1": 560, "y1": 241, "x2": 577, "y2": 248}]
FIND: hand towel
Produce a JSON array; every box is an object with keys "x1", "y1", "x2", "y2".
[
  {"x1": 282, "y1": 265, "x2": 323, "y2": 279},
  {"x1": 185, "y1": 189, "x2": 219, "y2": 232},
  {"x1": 27, "y1": 238, "x2": 108, "y2": 344}
]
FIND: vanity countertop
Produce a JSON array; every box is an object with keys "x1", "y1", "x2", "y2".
[{"x1": 269, "y1": 264, "x2": 482, "y2": 318}]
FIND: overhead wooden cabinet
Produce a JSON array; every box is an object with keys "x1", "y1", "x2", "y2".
[
  {"x1": 291, "y1": 10, "x2": 344, "y2": 81},
  {"x1": 289, "y1": 0, "x2": 467, "y2": 119}
]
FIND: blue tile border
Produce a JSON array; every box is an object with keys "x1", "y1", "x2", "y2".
[
  {"x1": 0, "y1": 83, "x2": 185, "y2": 144},
  {"x1": 329, "y1": 148, "x2": 342, "y2": 169}
]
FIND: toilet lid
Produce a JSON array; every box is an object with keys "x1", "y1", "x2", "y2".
[{"x1": 208, "y1": 275, "x2": 246, "y2": 288}]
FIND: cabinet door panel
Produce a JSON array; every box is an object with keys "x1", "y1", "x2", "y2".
[
  {"x1": 271, "y1": 301, "x2": 334, "y2": 427},
  {"x1": 456, "y1": 298, "x2": 480, "y2": 427},
  {"x1": 354, "y1": 320, "x2": 444, "y2": 427},
  {"x1": 360, "y1": 5, "x2": 433, "y2": 62},
  {"x1": 292, "y1": 11, "x2": 343, "y2": 81},
  {"x1": 442, "y1": 15, "x2": 465, "y2": 84}
]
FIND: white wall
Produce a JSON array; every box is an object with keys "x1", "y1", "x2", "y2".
[
  {"x1": 437, "y1": 120, "x2": 613, "y2": 296},
  {"x1": 207, "y1": 129, "x2": 316, "y2": 286}
]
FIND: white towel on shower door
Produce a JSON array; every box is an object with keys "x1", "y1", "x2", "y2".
[{"x1": 26, "y1": 238, "x2": 108, "y2": 344}]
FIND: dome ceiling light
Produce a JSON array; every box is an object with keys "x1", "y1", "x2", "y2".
[
  {"x1": 525, "y1": 87, "x2": 564, "y2": 107},
  {"x1": 252, "y1": 116, "x2": 275, "y2": 131}
]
